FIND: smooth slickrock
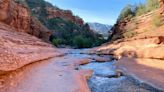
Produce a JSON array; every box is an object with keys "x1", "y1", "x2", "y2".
[
  {"x1": 0, "y1": 52, "x2": 93, "y2": 92},
  {"x1": 93, "y1": 36, "x2": 164, "y2": 60},
  {"x1": 115, "y1": 57, "x2": 164, "y2": 90},
  {"x1": 0, "y1": 23, "x2": 61, "y2": 72}
]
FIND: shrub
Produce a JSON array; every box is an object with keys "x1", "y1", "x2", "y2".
[
  {"x1": 123, "y1": 30, "x2": 137, "y2": 38},
  {"x1": 118, "y1": 4, "x2": 135, "y2": 21},
  {"x1": 146, "y1": 0, "x2": 159, "y2": 12},
  {"x1": 152, "y1": 15, "x2": 164, "y2": 27},
  {"x1": 136, "y1": 4, "x2": 147, "y2": 16},
  {"x1": 52, "y1": 38, "x2": 62, "y2": 46},
  {"x1": 15, "y1": 0, "x2": 28, "y2": 7},
  {"x1": 73, "y1": 35, "x2": 92, "y2": 48},
  {"x1": 118, "y1": 0, "x2": 160, "y2": 20}
]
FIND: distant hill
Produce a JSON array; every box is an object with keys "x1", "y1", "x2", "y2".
[
  {"x1": 15, "y1": 0, "x2": 105, "y2": 48},
  {"x1": 88, "y1": 23, "x2": 112, "y2": 39}
]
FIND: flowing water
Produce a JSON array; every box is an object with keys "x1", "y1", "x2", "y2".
[{"x1": 76, "y1": 50, "x2": 156, "y2": 92}]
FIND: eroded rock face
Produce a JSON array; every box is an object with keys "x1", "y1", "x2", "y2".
[
  {"x1": 111, "y1": 0, "x2": 164, "y2": 41},
  {"x1": 45, "y1": 7, "x2": 84, "y2": 25},
  {"x1": 159, "y1": 0, "x2": 164, "y2": 13},
  {"x1": 0, "y1": 0, "x2": 51, "y2": 42},
  {"x1": 0, "y1": 0, "x2": 9, "y2": 21},
  {"x1": 159, "y1": 0, "x2": 164, "y2": 8},
  {"x1": 0, "y1": 23, "x2": 61, "y2": 72},
  {"x1": 94, "y1": 36, "x2": 164, "y2": 60}
]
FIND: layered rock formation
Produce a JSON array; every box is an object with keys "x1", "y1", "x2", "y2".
[
  {"x1": 46, "y1": 8, "x2": 84, "y2": 25},
  {"x1": 0, "y1": 0, "x2": 62, "y2": 72},
  {"x1": 0, "y1": 22, "x2": 61, "y2": 72},
  {"x1": 0, "y1": 0, "x2": 51, "y2": 42},
  {"x1": 94, "y1": 0, "x2": 164, "y2": 63},
  {"x1": 23, "y1": 0, "x2": 84, "y2": 26}
]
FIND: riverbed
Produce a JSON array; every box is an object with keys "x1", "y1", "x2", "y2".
[{"x1": 0, "y1": 49, "x2": 159, "y2": 92}]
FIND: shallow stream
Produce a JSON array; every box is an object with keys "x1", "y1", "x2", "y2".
[{"x1": 73, "y1": 49, "x2": 155, "y2": 92}]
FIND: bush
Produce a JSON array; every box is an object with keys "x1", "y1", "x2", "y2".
[
  {"x1": 152, "y1": 15, "x2": 163, "y2": 27},
  {"x1": 118, "y1": 4, "x2": 134, "y2": 21},
  {"x1": 52, "y1": 38, "x2": 62, "y2": 46},
  {"x1": 136, "y1": 4, "x2": 147, "y2": 16},
  {"x1": 146, "y1": 0, "x2": 159, "y2": 12},
  {"x1": 118, "y1": 0, "x2": 160, "y2": 20},
  {"x1": 15, "y1": 0, "x2": 28, "y2": 7},
  {"x1": 123, "y1": 29, "x2": 137, "y2": 38},
  {"x1": 73, "y1": 35, "x2": 92, "y2": 48}
]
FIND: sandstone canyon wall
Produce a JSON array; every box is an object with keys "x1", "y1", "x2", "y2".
[
  {"x1": 0, "y1": 0, "x2": 51, "y2": 42},
  {"x1": 46, "y1": 7, "x2": 84, "y2": 25},
  {"x1": 0, "y1": 0, "x2": 62, "y2": 73},
  {"x1": 95, "y1": 0, "x2": 164, "y2": 59}
]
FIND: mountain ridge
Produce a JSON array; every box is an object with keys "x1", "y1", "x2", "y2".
[{"x1": 88, "y1": 22, "x2": 112, "y2": 39}]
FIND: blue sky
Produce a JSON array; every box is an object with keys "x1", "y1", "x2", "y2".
[{"x1": 45, "y1": 0, "x2": 145, "y2": 25}]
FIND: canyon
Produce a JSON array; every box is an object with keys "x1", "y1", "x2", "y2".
[{"x1": 0, "y1": 0, "x2": 164, "y2": 92}]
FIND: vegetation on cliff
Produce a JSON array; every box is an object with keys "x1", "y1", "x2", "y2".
[
  {"x1": 15, "y1": 0, "x2": 105, "y2": 48},
  {"x1": 118, "y1": 0, "x2": 159, "y2": 21},
  {"x1": 110, "y1": 0, "x2": 161, "y2": 41}
]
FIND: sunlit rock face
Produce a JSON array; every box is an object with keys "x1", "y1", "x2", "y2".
[
  {"x1": 0, "y1": 0, "x2": 9, "y2": 21},
  {"x1": 0, "y1": 0, "x2": 51, "y2": 42},
  {"x1": 0, "y1": 0, "x2": 30, "y2": 32},
  {"x1": 159, "y1": 0, "x2": 164, "y2": 13},
  {"x1": 92, "y1": 0, "x2": 164, "y2": 60},
  {"x1": 159, "y1": 0, "x2": 164, "y2": 7},
  {"x1": 46, "y1": 8, "x2": 84, "y2": 25},
  {"x1": 0, "y1": 0, "x2": 61, "y2": 73},
  {"x1": 0, "y1": 22, "x2": 60, "y2": 72}
]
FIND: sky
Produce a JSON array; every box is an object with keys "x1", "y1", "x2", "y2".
[{"x1": 45, "y1": 0, "x2": 145, "y2": 25}]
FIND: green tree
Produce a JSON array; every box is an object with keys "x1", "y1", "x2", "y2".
[
  {"x1": 136, "y1": 4, "x2": 147, "y2": 16},
  {"x1": 73, "y1": 35, "x2": 92, "y2": 48},
  {"x1": 52, "y1": 38, "x2": 62, "y2": 47},
  {"x1": 146, "y1": 0, "x2": 159, "y2": 12},
  {"x1": 118, "y1": 4, "x2": 134, "y2": 21}
]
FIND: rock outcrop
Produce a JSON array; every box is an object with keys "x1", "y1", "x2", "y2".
[
  {"x1": 159, "y1": 0, "x2": 164, "y2": 10},
  {"x1": 0, "y1": 0, "x2": 51, "y2": 42},
  {"x1": 111, "y1": 0, "x2": 164, "y2": 41},
  {"x1": 0, "y1": 22, "x2": 61, "y2": 72},
  {"x1": 0, "y1": 0, "x2": 62, "y2": 72},
  {"x1": 23, "y1": 0, "x2": 84, "y2": 26},
  {"x1": 46, "y1": 8, "x2": 84, "y2": 25}
]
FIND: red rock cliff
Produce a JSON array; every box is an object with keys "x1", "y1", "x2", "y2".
[
  {"x1": 111, "y1": 0, "x2": 164, "y2": 40},
  {"x1": 31, "y1": 3, "x2": 84, "y2": 25},
  {"x1": 0, "y1": 0, "x2": 51, "y2": 42},
  {"x1": 0, "y1": 0, "x2": 62, "y2": 73},
  {"x1": 45, "y1": 7, "x2": 84, "y2": 25}
]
